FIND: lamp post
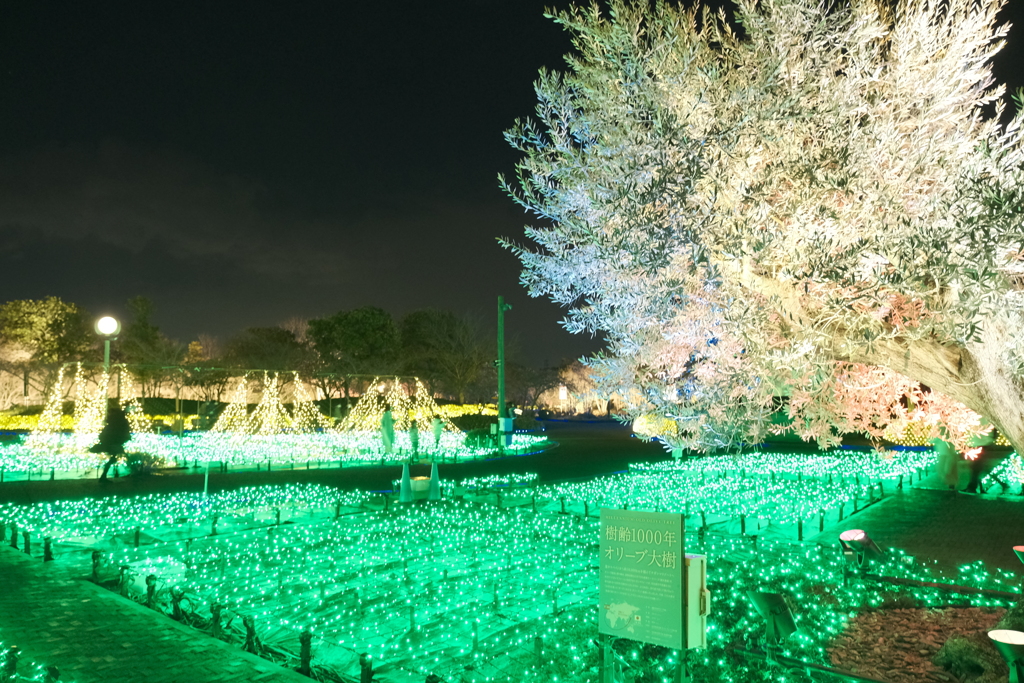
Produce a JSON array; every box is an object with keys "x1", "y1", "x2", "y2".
[
  {"x1": 496, "y1": 296, "x2": 512, "y2": 450},
  {"x1": 94, "y1": 316, "x2": 120, "y2": 372}
]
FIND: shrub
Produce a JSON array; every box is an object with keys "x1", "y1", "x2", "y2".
[
  {"x1": 125, "y1": 452, "x2": 162, "y2": 476},
  {"x1": 933, "y1": 634, "x2": 1003, "y2": 681}
]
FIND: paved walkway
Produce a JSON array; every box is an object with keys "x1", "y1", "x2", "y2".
[
  {"x1": 0, "y1": 546, "x2": 311, "y2": 683},
  {"x1": 809, "y1": 484, "x2": 1024, "y2": 573}
]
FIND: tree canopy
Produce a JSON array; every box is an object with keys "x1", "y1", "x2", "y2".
[
  {"x1": 0, "y1": 296, "x2": 92, "y2": 366},
  {"x1": 400, "y1": 309, "x2": 490, "y2": 402},
  {"x1": 308, "y1": 306, "x2": 400, "y2": 379},
  {"x1": 224, "y1": 326, "x2": 308, "y2": 372},
  {"x1": 503, "y1": 0, "x2": 1024, "y2": 452}
]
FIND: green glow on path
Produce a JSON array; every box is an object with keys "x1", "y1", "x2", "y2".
[{"x1": 1, "y1": 449, "x2": 1018, "y2": 682}]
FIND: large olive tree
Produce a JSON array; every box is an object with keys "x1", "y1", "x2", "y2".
[{"x1": 503, "y1": 0, "x2": 1024, "y2": 452}]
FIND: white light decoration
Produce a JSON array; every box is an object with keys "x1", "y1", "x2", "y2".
[
  {"x1": 210, "y1": 376, "x2": 250, "y2": 435},
  {"x1": 119, "y1": 371, "x2": 153, "y2": 435},
  {"x1": 23, "y1": 365, "x2": 67, "y2": 453},
  {"x1": 71, "y1": 363, "x2": 109, "y2": 451},
  {"x1": 246, "y1": 373, "x2": 292, "y2": 435},
  {"x1": 291, "y1": 373, "x2": 333, "y2": 433}
]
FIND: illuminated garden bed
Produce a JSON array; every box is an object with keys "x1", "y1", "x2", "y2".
[
  {"x1": 472, "y1": 450, "x2": 936, "y2": 541},
  {"x1": 4, "y1": 450, "x2": 1015, "y2": 682},
  {"x1": 0, "y1": 430, "x2": 550, "y2": 477}
]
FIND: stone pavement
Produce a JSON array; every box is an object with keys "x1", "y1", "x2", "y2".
[
  {"x1": 808, "y1": 482, "x2": 1024, "y2": 573},
  {"x1": 0, "y1": 546, "x2": 312, "y2": 683}
]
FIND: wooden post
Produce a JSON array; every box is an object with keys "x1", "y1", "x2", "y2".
[{"x1": 299, "y1": 630, "x2": 312, "y2": 676}]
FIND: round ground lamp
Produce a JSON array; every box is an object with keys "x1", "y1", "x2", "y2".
[
  {"x1": 989, "y1": 630, "x2": 1024, "y2": 683},
  {"x1": 746, "y1": 591, "x2": 797, "y2": 644},
  {"x1": 839, "y1": 529, "x2": 884, "y2": 568}
]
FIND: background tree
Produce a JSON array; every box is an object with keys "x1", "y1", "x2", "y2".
[
  {"x1": 0, "y1": 296, "x2": 93, "y2": 395},
  {"x1": 119, "y1": 297, "x2": 186, "y2": 398},
  {"x1": 400, "y1": 309, "x2": 489, "y2": 402},
  {"x1": 308, "y1": 306, "x2": 399, "y2": 397},
  {"x1": 224, "y1": 327, "x2": 307, "y2": 373},
  {"x1": 505, "y1": 361, "x2": 564, "y2": 410},
  {"x1": 503, "y1": 0, "x2": 1024, "y2": 452},
  {"x1": 181, "y1": 338, "x2": 232, "y2": 403}
]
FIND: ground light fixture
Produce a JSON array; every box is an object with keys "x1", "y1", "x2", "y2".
[
  {"x1": 839, "y1": 529, "x2": 884, "y2": 568},
  {"x1": 988, "y1": 630, "x2": 1024, "y2": 683},
  {"x1": 746, "y1": 591, "x2": 797, "y2": 644},
  {"x1": 1013, "y1": 546, "x2": 1024, "y2": 597}
]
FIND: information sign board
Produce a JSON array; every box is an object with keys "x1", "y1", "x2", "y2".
[{"x1": 598, "y1": 508, "x2": 685, "y2": 649}]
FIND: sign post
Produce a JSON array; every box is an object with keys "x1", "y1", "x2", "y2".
[{"x1": 600, "y1": 508, "x2": 705, "y2": 682}]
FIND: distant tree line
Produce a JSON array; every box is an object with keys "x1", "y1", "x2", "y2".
[{"x1": 0, "y1": 296, "x2": 570, "y2": 409}]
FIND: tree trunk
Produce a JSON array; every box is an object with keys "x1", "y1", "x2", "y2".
[
  {"x1": 849, "y1": 319, "x2": 1024, "y2": 455},
  {"x1": 737, "y1": 267, "x2": 1024, "y2": 454}
]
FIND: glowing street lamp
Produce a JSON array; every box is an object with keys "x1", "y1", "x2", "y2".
[{"x1": 94, "y1": 316, "x2": 120, "y2": 371}]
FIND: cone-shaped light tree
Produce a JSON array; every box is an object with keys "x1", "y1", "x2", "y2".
[{"x1": 503, "y1": 0, "x2": 1024, "y2": 452}]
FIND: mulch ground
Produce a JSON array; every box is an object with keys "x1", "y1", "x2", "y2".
[{"x1": 828, "y1": 606, "x2": 1009, "y2": 683}]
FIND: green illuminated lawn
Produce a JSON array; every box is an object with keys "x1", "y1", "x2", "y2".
[
  {"x1": 0, "y1": 430, "x2": 549, "y2": 474},
  {"x1": 1, "y1": 450, "x2": 1018, "y2": 682}
]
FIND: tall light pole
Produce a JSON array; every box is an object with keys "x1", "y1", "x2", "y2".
[
  {"x1": 497, "y1": 296, "x2": 512, "y2": 448},
  {"x1": 95, "y1": 316, "x2": 120, "y2": 372}
]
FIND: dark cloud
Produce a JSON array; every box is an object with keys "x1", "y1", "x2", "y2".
[{"x1": 0, "y1": 142, "x2": 599, "y2": 365}]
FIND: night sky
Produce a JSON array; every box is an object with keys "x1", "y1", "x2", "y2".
[{"x1": 0, "y1": 0, "x2": 1022, "y2": 366}]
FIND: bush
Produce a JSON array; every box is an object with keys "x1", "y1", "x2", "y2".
[
  {"x1": 464, "y1": 428, "x2": 494, "y2": 449},
  {"x1": 933, "y1": 634, "x2": 1003, "y2": 681},
  {"x1": 451, "y1": 413, "x2": 541, "y2": 432},
  {"x1": 996, "y1": 603, "x2": 1024, "y2": 632},
  {"x1": 451, "y1": 414, "x2": 496, "y2": 432},
  {"x1": 515, "y1": 414, "x2": 542, "y2": 430},
  {"x1": 125, "y1": 452, "x2": 162, "y2": 476}
]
